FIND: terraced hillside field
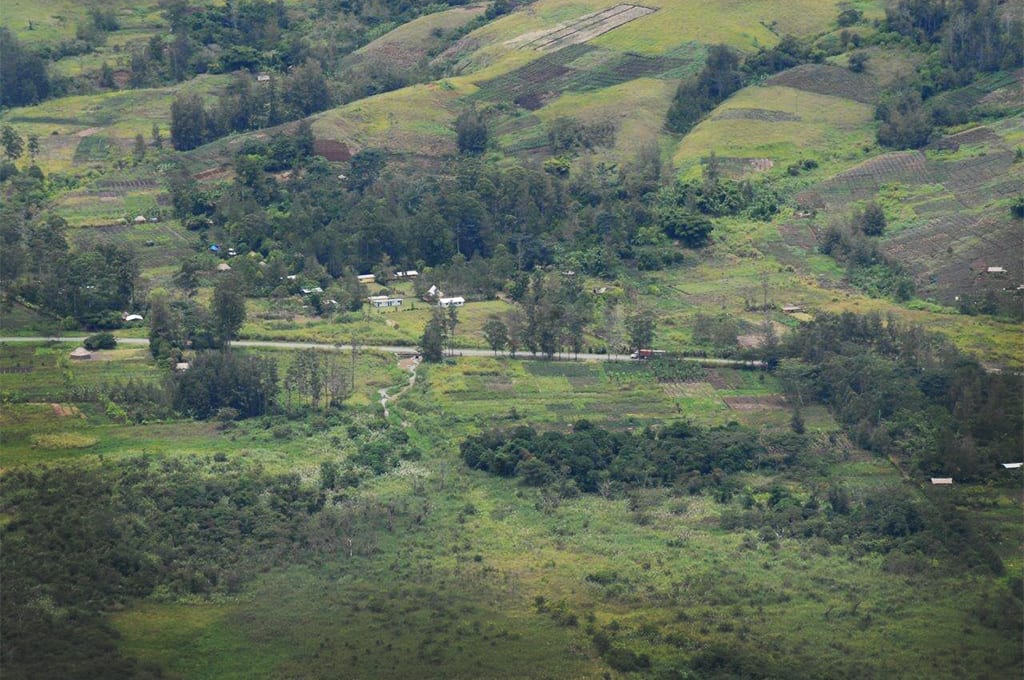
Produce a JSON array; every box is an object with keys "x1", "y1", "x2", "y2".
[{"x1": 795, "y1": 126, "x2": 1023, "y2": 304}]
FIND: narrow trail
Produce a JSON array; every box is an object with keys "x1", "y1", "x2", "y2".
[{"x1": 378, "y1": 356, "x2": 420, "y2": 420}]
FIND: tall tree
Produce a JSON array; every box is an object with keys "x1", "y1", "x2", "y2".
[
  {"x1": 170, "y1": 94, "x2": 209, "y2": 151},
  {"x1": 211, "y1": 274, "x2": 247, "y2": 347},
  {"x1": 482, "y1": 317, "x2": 508, "y2": 356},
  {"x1": 0, "y1": 28, "x2": 51, "y2": 107},
  {"x1": 348, "y1": 149, "x2": 385, "y2": 194},
  {"x1": 455, "y1": 106, "x2": 488, "y2": 155},
  {"x1": 148, "y1": 289, "x2": 182, "y2": 360},
  {"x1": 282, "y1": 59, "x2": 331, "y2": 117},
  {"x1": 420, "y1": 314, "x2": 445, "y2": 362},
  {"x1": 626, "y1": 310, "x2": 656, "y2": 352},
  {"x1": 1, "y1": 125, "x2": 24, "y2": 161}
]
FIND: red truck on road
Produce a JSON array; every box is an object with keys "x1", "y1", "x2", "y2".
[{"x1": 629, "y1": 349, "x2": 665, "y2": 360}]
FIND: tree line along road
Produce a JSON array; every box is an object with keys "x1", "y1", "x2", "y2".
[{"x1": 0, "y1": 337, "x2": 765, "y2": 368}]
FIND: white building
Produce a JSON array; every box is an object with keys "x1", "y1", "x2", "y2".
[{"x1": 438, "y1": 296, "x2": 464, "y2": 308}]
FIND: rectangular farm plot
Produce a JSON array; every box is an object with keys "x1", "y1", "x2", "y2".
[
  {"x1": 518, "y1": 5, "x2": 658, "y2": 52},
  {"x1": 425, "y1": 359, "x2": 817, "y2": 430}
]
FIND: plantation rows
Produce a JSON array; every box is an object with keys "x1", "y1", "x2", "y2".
[
  {"x1": 92, "y1": 178, "x2": 161, "y2": 193},
  {"x1": 931, "y1": 125, "x2": 1003, "y2": 149},
  {"x1": 522, "y1": 4, "x2": 656, "y2": 52},
  {"x1": 766, "y1": 63, "x2": 877, "y2": 104},
  {"x1": 885, "y1": 213, "x2": 1020, "y2": 302},
  {"x1": 72, "y1": 135, "x2": 116, "y2": 163},
  {"x1": 475, "y1": 44, "x2": 686, "y2": 106},
  {"x1": 715, "y1": 108, "x2": 801, "y2": 122}
]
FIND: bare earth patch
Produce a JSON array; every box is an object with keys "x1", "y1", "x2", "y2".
[
  {"x1": 722, "y1": 395, "x2": 787, "y2": 411},
  {"x1": 51, "y1": 403, "x2": 83, "y2": 417}
]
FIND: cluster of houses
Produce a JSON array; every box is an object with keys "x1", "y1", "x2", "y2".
[
  {"x1": 420, "y1": 285, "x2": 463, "y2": 307},
  {"x1": 357, "y1": 272, "x2": 465, "y2": 309}
]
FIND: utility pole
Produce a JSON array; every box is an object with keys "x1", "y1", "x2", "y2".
[{"x1": 350, "y1": 337, "x2": 359, "y2": 393}]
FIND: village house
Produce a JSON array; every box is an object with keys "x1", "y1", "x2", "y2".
[{"x1": 422, "y1": 285, "x2": 443, "y2": 302}]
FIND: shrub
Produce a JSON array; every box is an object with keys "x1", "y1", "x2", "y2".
[{"x1": 83, "y1": 332, "x2": 117, "y2": 350}]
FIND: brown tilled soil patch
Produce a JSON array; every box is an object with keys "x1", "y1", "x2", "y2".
[
  {"x1": 777, "y1": 221, "x2": 820, "y2": 250},
  {"x1": 314, "y1": 139, "x2": 352, "y2": 162},
  {"x1": 767, "y1": 64, "x2": 877, "y2": 104},
  {"x1": 716, "y1": 109, "x2": 801, "y2": 123},
  {"x1": 722, "y1": 395, "x2": 786, "y2": 410},
  {"x1": 52, "y1": 403, "x2": 83, "y2": 417},
  {"x1": 737, "y1": 334, "x2": 765, "y2": 349},
  {"x1": 194, "y1": 167, "x2": 230, "y2": 181},
  {"x1": 979, "y1": 70, "x2": 1024, "y2": 106},
  {"x1": 929, "y1": 126, "x2": 1002, "y2": 150},
  {"x1": 713, "y1": 157, "x2": 776, "y2": 178},
  {"x1": 704, "y1": 369, "x2": 741, "y2": 390}
]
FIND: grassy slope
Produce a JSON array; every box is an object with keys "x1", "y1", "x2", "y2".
[
  {"x1": 343, "y1": 4, "x2": 486, "y2": 71},
  {"x1": 1, "y1": 74, "x2": 231, "y2": 174},
  {"x1": 673, "y1": 85, "x2": 876, "y2": 171},
  {"x1": 1, "y1": 0, "x2": 161, "y2": 45}
]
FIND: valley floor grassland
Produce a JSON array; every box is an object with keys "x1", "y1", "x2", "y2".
[{"x1": 3, "y1": 344, "x2": 1020, "y2": 678}]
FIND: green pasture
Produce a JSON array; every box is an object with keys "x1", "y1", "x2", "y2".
[
  {"x1": 530, "y1": 77, "x2": 678, "y2": 162},
  {"x1": 345, "y1": 4, "x2": 486, "y2": 71},
  {"x1": 468, "y1": 0, "x2": 857, "y2": 59},
  {"x1": 2, "y1": 338, "x2": 1019, "y2": 680},
  {"x1": 0, "y1": 75, "x2": 232, "y2": 173},
  {"x1": 312, "y1": 82, "x2": 467, "y2": 159},
  {"x1": 49, "y1": 28, "x2": 161, "y2": 78},
  {"x1": 109, "y1": 414, "x2": 1019, "y2": 678},
  {"x1": 242, "y1": 296, "x2": 517, "y2": 349},
  {"x1": 673, "y1": 85, "x2": 876, "y2": 171},
  {"x1": 593, "y1": 0, "x2": 851, "y2": 54},
  {"x1": 1, "y1": 0, "x2": 162, "y2": 45},
  {"x1": 0, "y1": 342, "x2": 411, "y2": 470},
  {"x1": 65, "y1": 219, "x2": 197, "y2": 271},
  {"x1": 57, "y1": 186, "x2": 167, "y2": 227}
]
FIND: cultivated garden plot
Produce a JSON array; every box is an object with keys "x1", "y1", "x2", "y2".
[
  {"x1": 511, "y1": 4, "x2": 658, "y2": 52},
  {"x1": 766, "y1": 63, "x2": 878, "y2": 104},
  {"x1": 473, "y1": 43, "x2": 691, "y2": 111},
  {"x1": 426, "y1": 358, "x2": 816, "y2": 431},
  {"x1": 791, "y1": 130, "x2": 1022, "y2": 302}
]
